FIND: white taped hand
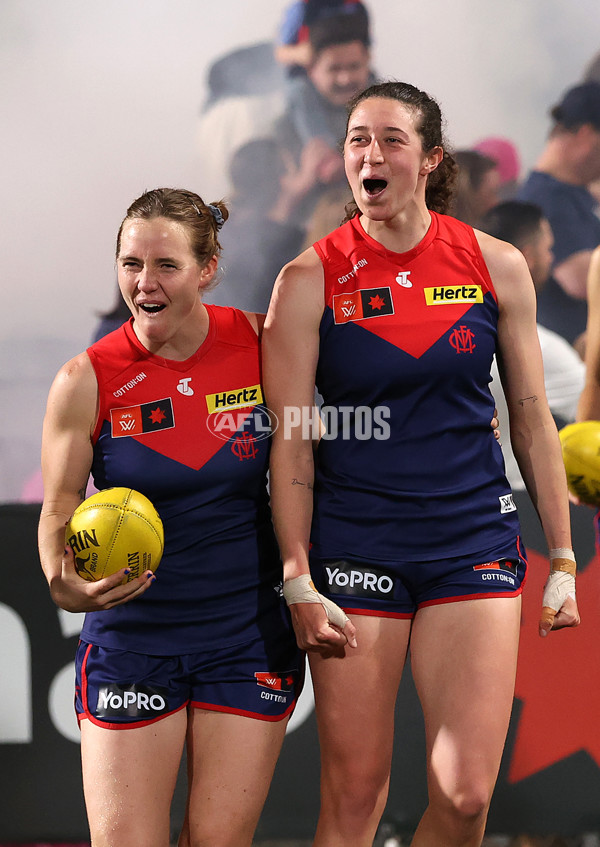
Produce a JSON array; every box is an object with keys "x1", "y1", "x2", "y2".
[
  {"x1": 539, "y1": 552, "x2": 578, "y2": 636},
  {"x1": 542, "y1": 570, "x2": 576, "y2": 613},
  {"x1": 282, "y1": 573, "x2": 350, "y2": 631}
]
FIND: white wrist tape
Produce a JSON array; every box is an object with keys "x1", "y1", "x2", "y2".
[
  {"x1": 282, "y1": 574, "x2": 350, "y2": 630},
  {"x1": 542, "y1": 570, "x2": 576, "y2": 613},
  {"x1": 549, "y1": 548, "x2": 575, "y2": 563}
]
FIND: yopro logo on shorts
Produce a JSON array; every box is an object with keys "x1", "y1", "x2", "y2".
[
  {"x1": 95, "y1": 684, "x2": 169, "y2": 719},
  {"x1": 324, "y1": 561, "x2": 395, "y2": 598}
]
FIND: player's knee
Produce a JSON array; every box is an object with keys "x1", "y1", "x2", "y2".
[
  {"x1": 323, "y1": 766, "x2": 389, "y2": 823},
  {"x1": 433, "y1": 783, "x2": 490, "y2": 829},
  {"x1": 450, "y1": 788, "x2": 489, "y2": 821}
]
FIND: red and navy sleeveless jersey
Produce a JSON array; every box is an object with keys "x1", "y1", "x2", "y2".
[
  {"x1": 311, "y1": 212, "x2": 520, "y2": 562},
  {"x1": 81, "y1": 305, "x2": 289, "y2": 655}
]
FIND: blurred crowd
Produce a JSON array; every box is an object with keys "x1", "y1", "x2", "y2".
[
  {"x1": 70, "y1": 0, "x2": 600, "y2": 514},
  {"x1": 14, "y1": 1, "x2": 600, "y2": 511}
]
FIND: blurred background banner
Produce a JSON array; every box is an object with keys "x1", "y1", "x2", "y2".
[{"x1": 2, "y1": 493, "x2": 599, "y2": 842}]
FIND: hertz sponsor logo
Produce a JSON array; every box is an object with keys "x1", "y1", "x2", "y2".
[
  {"x1": 205, "y1": 384, "x2": 263, "y2": 413},
  {"x1": 424, "y1": 285, "x2": 483, "y2": 305}
]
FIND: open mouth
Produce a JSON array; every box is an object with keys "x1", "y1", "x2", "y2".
[
  {"x1": 139, "y1": 303, "x2": 166, "y2": 314},
  {"x1": 363, "y1": 178, "x2": 388, "y2": 197}
]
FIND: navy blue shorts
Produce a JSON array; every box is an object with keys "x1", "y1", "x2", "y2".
[
  {"x1": 310, "y1": 536, "x2": 527, "y2": 619},
  {"x1": 75, "y1": 636, "x2": 305, "y2": 730}
]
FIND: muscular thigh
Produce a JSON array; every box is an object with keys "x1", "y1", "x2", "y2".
[
  {"x1": 309, "y1": 615, "x2": 412, "y2": 767},
  {"x1": 184, "y1": 709, "x2": 288, "y2": 841},
  {"x1": 81, "y1": 710, "x2": 187, "y2": 846},
  {"x1": 410, "y1": 596, "x2": 521, "y2": 785}
]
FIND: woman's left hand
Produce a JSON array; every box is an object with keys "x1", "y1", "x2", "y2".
[
  {"x1": 539, "y1": 570, "x2": 581, "y2": 637},
  {"x1": 491, "y1": 408, "x2": 501, "y2": 442}
]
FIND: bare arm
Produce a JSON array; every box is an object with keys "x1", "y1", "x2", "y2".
[
  {"x1": 274, "y1": 41, "x2": 312, "y2": 70},
  {"x1": 38, "y1": 353, "x2": 154, "y2": 612},
  {"x1": 577, "y1": 245, "x2": 600, "y2": 420},
  {"x1": 477, "y1": 231, "x2": 580, "y2": 634},
  {"x1": 262, "y1": 250, "x2": 356, "y2": 651},
  {"x1": 553, "y1": 248, "x2": 594, "y2": 300}
]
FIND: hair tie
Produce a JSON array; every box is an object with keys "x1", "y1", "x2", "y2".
[{"x1": 207, "y1": 204, "x2": 225, "y2": 230}]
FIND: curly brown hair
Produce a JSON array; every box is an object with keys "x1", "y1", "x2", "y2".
[{"x1": 341, "y1": 80, "x2": 457, "y2": 222}]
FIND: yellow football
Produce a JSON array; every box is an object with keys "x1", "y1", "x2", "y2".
[
  {"x1": 559, "y1": 421, "x2": 600, "y2": 507},
  {"x1": 65, "y1": 487, "x2": 164, "y2": 582}
]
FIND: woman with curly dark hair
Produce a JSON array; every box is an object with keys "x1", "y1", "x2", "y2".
[{"x1": 263, "y1": 81, "x2": 579, "y2": 846}]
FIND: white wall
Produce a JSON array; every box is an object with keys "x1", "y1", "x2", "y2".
[{"x1": 2, "y1": 0, "x2": 598, "y2": 500}]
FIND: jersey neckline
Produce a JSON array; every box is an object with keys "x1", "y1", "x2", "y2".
[
  {"x1": 123, "y1": 305, "x2": 218, "y2": 372},
  {"x1": 350, "y1": 210, "x2": 439, "y2": 263}
]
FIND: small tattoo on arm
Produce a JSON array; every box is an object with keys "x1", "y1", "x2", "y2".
[
  {"x1": 518, "y1": 395, "x2": 538, "y2": 407},
  {"x1": 291, "y1": 478, "x2": 313, "y2": 490}
]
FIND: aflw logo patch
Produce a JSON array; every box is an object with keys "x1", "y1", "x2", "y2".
[
  {"x1": 205, "y1": 384, "x2": 263, "y2": 413},
  {"x1": 111, "y1": 398, "x2": 175, "y2": 437},
  {"x1": 473, "y1": 557, "x2": 518, "y2": 574},
  {"x1": 254, "y1": 672, "x2": 294, "y2": 692},
  {"x1": 499, "y1": 493, "x2": 516, "y2": 513},
  {"x1": 332, "y1": 287, "x2": 394, "y2": 324},
  {"x1": 424, "y1": 285, "x2": 483, "y2": 305}
]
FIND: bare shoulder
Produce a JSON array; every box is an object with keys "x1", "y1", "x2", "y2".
[
  {"x1": 52, "y1": 351, "x2": 96, "y2": 392},
  {"x1": 47, "y1": 352, "x2": 98, "y2": 428},
  {"x1": 265, "y1": 246, "x2": 324, "y2": 328},
  {"x1": 473, "y1": 228, "x2": 534, "y2": 307},
  {"x1": 278, "y1": 245, "x2": 323, "y2": 289}
]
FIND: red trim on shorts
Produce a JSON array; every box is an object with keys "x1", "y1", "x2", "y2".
[
  {"x1": 517, "y1": 537, "x2": 529, "y2": 591},
  {"x1": 418, "y1": 586, "x2": 523, "y2": 609},
  {"x1": 340, "y1": 607, "x2": 414, "y2": 619},
  {"x1": 189, "y1": 699, "x2": 296, "y2": 722},
  {"x1": 78, "y1": 642, "x2": 187, "y2": 730},
  {"x1": 78, "y1": 702, "x2": 188, "y2": 731},
  {"x1": 79, "y1": 641, "x2": 93, "y2": 724}
]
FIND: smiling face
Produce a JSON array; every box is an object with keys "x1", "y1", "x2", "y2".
[
  {"x1": 308, "y1": 41, "x2": 371, "y2": 107},
  {"x1": 343, "y1": 96, "x2": 443, "y2": 224},
  {"x1": 117, "y1": 216, "x2": 217, "y2": 357}
]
